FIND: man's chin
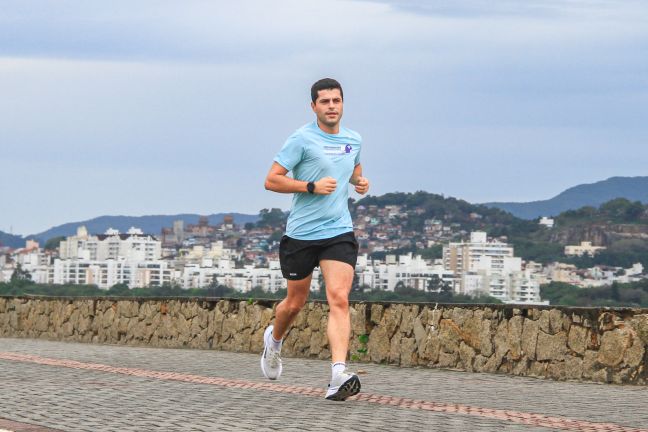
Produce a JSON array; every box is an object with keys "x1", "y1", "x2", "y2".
[{"x1": 320, "y1": 118, "x2": 340, "y2": 128}]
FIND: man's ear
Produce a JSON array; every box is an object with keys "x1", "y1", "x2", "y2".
[{"x1": 311, "y1": 101, "x2": 316, "y2": 112}]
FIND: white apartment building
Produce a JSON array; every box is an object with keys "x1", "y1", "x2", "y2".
[
  {"x1": 51, "y1": 258, "x2": 175, "y2": 289},
  {"x1": 444, "y1": 231, "x2": 512, "y2": 294},
  {"x1": 349, "y1": 254, "x2": 455, "y2": 292},
  {"x1": 59, "y1": 226, "x2": 161, "y2": 261},
  {"x1": 51, "y1": 226, "x2": 167, "y2": 289},
  {"x1": 443, "y1": 232, "x2": 514, "y2": 279},
  {"x1": 443, "y1": 232, "x2": 545, "y2": 304},
  {"x1": 539, "y1": 217, "x2": 555, "y2": 228},
  {"x1": 181, "y1": 260, "x2": 285, "y2": 293},
  {"x1": 10, "y1": 240, "x2": 53, "y2": 284}
]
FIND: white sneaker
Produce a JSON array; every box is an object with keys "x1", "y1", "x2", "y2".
[
  {"x1": 260, "y1": 325, "x2": 282, "y2": 380},
  {"x1": 325, "y1": 370, "x2": 361, "y2": 401}
]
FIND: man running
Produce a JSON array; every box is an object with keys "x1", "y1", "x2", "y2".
[{"x1": 261, "y1": 78, "x2": 370, "y2": 401}]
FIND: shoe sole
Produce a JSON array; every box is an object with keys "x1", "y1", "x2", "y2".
[{"x1": 325, "y1": 375, "x2": 361, "y2": 401}]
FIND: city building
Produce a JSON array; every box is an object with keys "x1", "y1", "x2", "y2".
[
  {"x1": 59, "y1": 226, "x2": 161, "y2": 261},
  {"x1": 564, "y1": 241, "x2": 606, "y2": 257},
  {"x1": 539, "y1": 217, "x2": 555, "y2": 228},
  {"x1": 181, "y1": 260, "x2": 285, "y2": 293},
  {"x1": 52, "y1": 226, "x2": 166, "y2": 289},
  {"x1": 443, "y1": 231, "x2": 545, "y2": 304},
  {"x1": 352, "y1": 253, "x2": 455, "y2": 292}
]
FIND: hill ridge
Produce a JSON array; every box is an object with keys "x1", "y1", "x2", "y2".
[{"x1": 483, "y1": 176, "x2": 648, "y2": 219}]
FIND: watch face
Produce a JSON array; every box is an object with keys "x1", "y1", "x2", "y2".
[{"x1": 308, "y1": 182, "x2": 315, "y2": 193}]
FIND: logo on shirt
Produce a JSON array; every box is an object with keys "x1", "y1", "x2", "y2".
[{"x1": 323, "y1": 144, "x2": 352, "y2": 155}]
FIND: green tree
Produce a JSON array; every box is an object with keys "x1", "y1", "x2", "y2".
[
  {"x1": 268, "y1": 230, "x2": 283, "y2": 243},
  {"x1": 256, "y1": 208, "x2": 287, "y2": 228},
  {"x1": 419, "y1": 244, "x2": 443, "y2": 260},
  {"x1": 108, "y1": 283, "x2": 130, "y2": 296},
  {"x1": 10, "y1": 263, "x2": 32, "y2": 286},
  {"x1": 44, "y1": 236, "x2": 66, "y2": 251},
  {"x1": 427, "y1": 275, "x2": 442, "y2": 293}
]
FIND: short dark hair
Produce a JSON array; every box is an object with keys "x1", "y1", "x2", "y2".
[{"x1": 311, "y1": 78, "x2": 343, "y2": 103}]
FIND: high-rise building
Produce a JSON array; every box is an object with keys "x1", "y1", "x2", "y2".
[
  {"x1": 59, "y1": 227, "x2": 161, "y2": 261},
  {"x1": 443, "y1": 231, "x2": 545, "y2": 304},
  {"x1": 54, "y1": 226, "x2": 165, "y2": 289}
]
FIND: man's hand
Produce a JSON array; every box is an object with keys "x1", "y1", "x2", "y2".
[
  {"x1": 315, "y1": 177, "x2": 337, "y2": 195},
  {"x1": 354, "y1": 177, "x2": 370, "y2": 195}
]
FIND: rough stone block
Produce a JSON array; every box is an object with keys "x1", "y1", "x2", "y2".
[
  {"x1": 421, "y1": 333, "x2": 441, "y2": 364},
  {"x1": 564, "y1": 356, "x2": 584, "y2": 380},
  {"x1": 568, "y1": 325, "x2": 587, "y2": 355},
  {"x1": 536, "y1": 331, "x2": 568, "y2": 361},
  {"x1": 459, "y1": 342, "x2": 476, "y2": 371},
  {"x1": 350, "y1": 304, "x2": 366, "y2": 336},
  {"x1": 370, "y1": 304, "x2": 383, "y2": 324},
  {"x1": 437, "y1": 351, "x2": 458, "y2": 368},
  {"x1": 438, "y1": 319, "x2": 461, "y2": 354},
  {"x1": 629, "y1": 314, "x2": 648, "y2": 346},
  {"x1": 521, "y1": 318, "x2": 539, "y2": 360},
  {"x1": 472, "y1": 354, "x2": 488, "y2": 372},
  {"x1": 624, "y1": 336, "x2": 645, "y2": 367},
  {"x1": 367, "y1": 326, "x2": 390, "y2": 363},
  {"x1": 452, "y1": 307, "x2": 472, "y2": 326},
  {"x1": 508, "y1": 316, "x2": 524, "y2": 360},
  {"x1": 400, "y1": 337, "x2": 417, "y2": 367},
  {"x1": 511, "y1": 356, "x2": 529, "y2": 376},
  {"x1": 598, "y1": 328, "x2": 631, "y2": 367}
]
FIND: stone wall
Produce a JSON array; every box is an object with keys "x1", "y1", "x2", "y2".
[{"x1": 1, "y1": 296, "x2": 647, "y2": 384}]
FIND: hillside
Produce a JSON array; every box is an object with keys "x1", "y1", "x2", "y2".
[
  {"x1": 483, "y1": 176, "x2": 648, "y2": 219},
  {"x1": 354, "y1": 191, "x2": 527, "y2": 230},
  {"x1": 353, "y1": 192, "x2": 648, "y2": 268},
  {"x1": 0, "y1": 230, "x2": 26, "y2": 249},
  {"x1": 30, "y1": 213, "x2": 259, "y2": 243}
]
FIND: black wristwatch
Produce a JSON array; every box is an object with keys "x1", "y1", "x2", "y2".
[{"x1": 307, "y1": 181, "x2": 316, "y2": 194}]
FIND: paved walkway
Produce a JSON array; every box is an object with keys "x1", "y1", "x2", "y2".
[{"x1": 0, "y1": 338, "x2": 647, "y2": 432}]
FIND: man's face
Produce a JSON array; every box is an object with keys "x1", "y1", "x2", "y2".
[{"x1": 311, "y1": 88, "x2": 344, "y2": 129}]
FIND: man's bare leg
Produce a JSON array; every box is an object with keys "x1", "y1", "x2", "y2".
[
  {"x1": 261, "y1": 274, "x2": 312, "y2": 380},
  {"x1": 320, "y1": 259, "x2": 354, "y2": 363},
  {"x1": 320, "y1": 259, "x2": 360, "y2": 400},
  {"x1": 272, "y1": 274, "x2": 312, "y2": 340}
]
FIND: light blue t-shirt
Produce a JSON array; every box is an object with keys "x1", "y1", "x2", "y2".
[{"x1": 274, "y1": 121, "x2": 362, "y2": 240}]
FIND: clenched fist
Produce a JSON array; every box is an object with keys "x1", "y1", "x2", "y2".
[
  {"x1": 314, "y1": 177, "x2": 337, "y2": 195},
  {"x1": 354, "y1": 176, "x2": 370, "y2": 195}
]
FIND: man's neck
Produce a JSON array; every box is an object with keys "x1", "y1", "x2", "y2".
[{"x1": 317, "y1": 120, "x2": 340, "y2": 135}]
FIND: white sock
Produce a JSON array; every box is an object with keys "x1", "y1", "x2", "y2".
[
  {"x1": 270, "y1": 334, "x2": 283, "y2": 351},
  {"x1": 332, "y1": 362, "x2": 346, "y2": 377}
]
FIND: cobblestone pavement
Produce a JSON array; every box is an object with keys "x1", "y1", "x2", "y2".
[{"x1": 1, "y1": 338, "x2": 647, "y2": 432}]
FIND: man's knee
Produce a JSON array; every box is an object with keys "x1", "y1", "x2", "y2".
[
  {"x1": 327, "y1": 289, "x2": 349, "y2": 310},
  {"x1": 284, "y1": 297, "x2": 306, "y2": 316}
]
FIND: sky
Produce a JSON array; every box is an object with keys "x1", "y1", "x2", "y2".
[{"x1": 1, "y1": 0, "x2": 647, "y2": 235}]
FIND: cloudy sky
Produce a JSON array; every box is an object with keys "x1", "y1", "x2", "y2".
[{"x1": 1, "y1": 0, "x2": 647, "y2": 235}]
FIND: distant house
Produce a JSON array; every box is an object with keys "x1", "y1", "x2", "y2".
[
  {"x1": 564, "y1": 241, "x2": 606, "y2": 257},
  {"x1": 539, "y1": 217, "x2": 555, "y2": 228}
]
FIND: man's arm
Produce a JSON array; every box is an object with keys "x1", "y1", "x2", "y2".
[
  {"x1": 264, "y1": 162, "x2": 336, "y2": 195},
  {"x1": 349, "y1": 163, "x2": 370, "y2": 195}
]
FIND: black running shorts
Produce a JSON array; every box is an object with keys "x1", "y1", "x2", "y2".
[{"x1": 279, "y1": 231, "x2": 359, "y2": 280}]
